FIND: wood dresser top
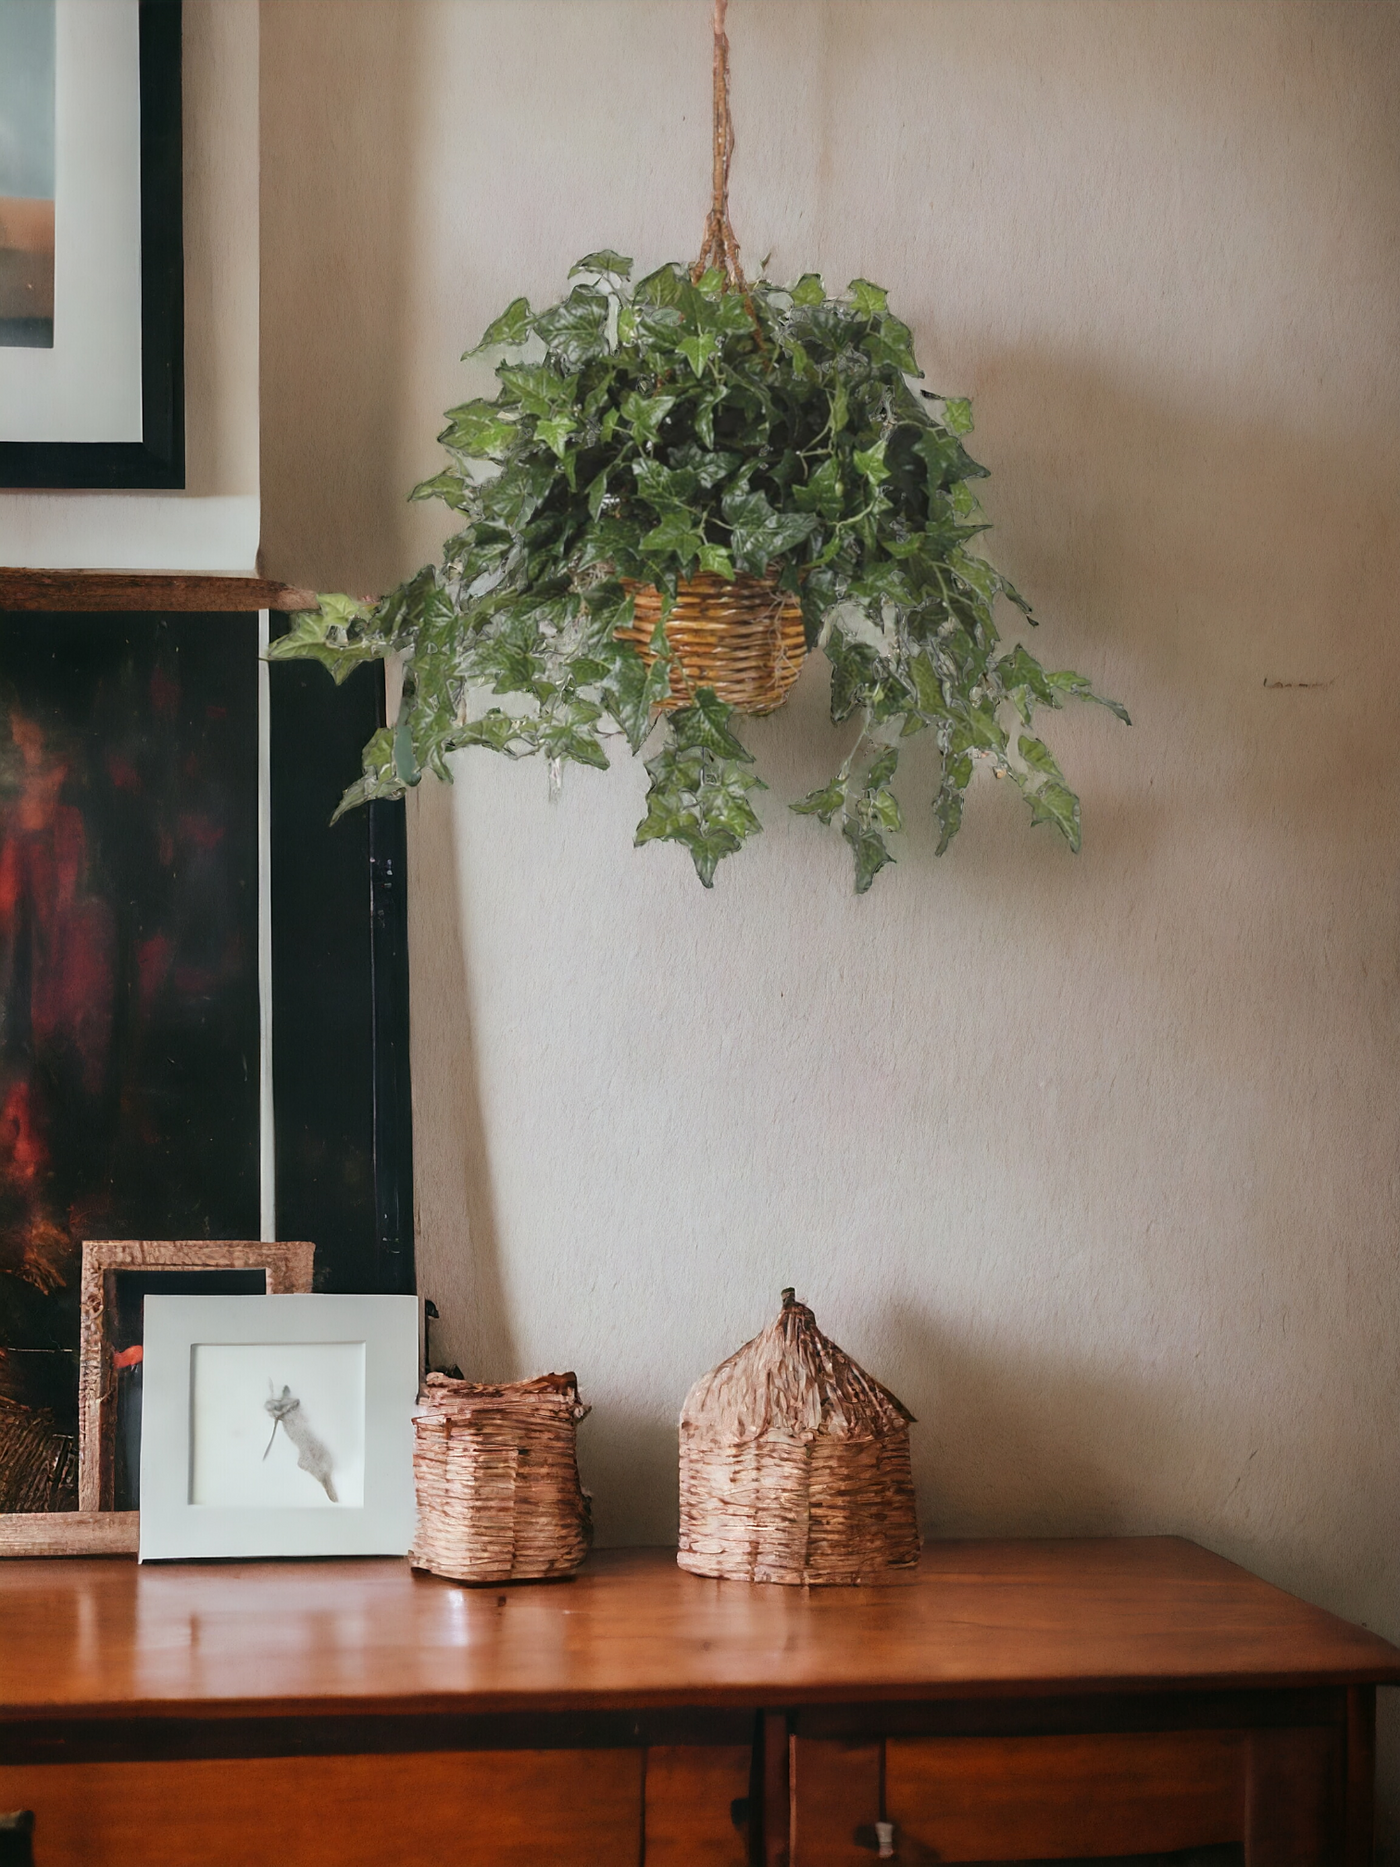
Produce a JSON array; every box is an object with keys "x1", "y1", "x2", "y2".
[{"x1": 0, "y1": 1540, "x2": 1394, "y2": 1724}]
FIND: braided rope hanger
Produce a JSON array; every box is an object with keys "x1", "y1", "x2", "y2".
[{"x1": 691, "y1": 0, "x2": 746, "y2": 287}]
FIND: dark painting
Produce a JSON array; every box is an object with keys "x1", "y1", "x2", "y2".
[{"x1": 0, "y1": 614, "x2": 260, "y2": 1511}]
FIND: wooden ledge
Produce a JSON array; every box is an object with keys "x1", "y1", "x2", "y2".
[{"x1": 0, "y1": 568, "x2": 319, "y2": 613}]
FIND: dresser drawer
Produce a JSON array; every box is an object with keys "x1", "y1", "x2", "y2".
[{"x1": 0, "y1": 1748, "x2": 643, "y2": 1867}]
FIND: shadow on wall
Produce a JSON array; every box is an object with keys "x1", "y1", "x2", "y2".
[
  {"x1": 408, "y1": 778, "x2": 518, "y2": 1388},
  {"x1": 259, "y1": 0, "x2": 424, "y2": 594}
]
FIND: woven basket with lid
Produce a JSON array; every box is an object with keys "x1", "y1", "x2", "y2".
[
  {"x1": 678, "y1": 1290, "x2": 920, "y2": 1585},
  {"x1": 616, "y1": 573, "x2": 806, "y2": 716},
  {"x1": 410, "y1": 1372, "x2": 592, "y2": 1584}
]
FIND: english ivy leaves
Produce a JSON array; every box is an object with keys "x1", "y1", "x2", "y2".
[
  {"x1": 720, "y1": 486, "x2": 817, "y2": 573},
  {"x1": 636, "y1": 691, "x2": 766, "y2": 888},
  {"x1": 793, "y1": 746, "x2": 902, "y2": 892},
  {"x1": 266, "y1": 597, "x2": 387, "y2": 685},
  {"x1": 271, "y1": 249, "x2": 1128, "y2": 888}
]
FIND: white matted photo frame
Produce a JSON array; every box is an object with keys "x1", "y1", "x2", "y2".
[{"x1": 138, "y1": 1293, "x2": 422, "y2": 1561}]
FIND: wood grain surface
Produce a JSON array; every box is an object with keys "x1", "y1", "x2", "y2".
[
  {"x1": 0, "y1": 1748, "x2": 643, "y2": 1867},
  {"x1": 0, "y1": 1512, "x2": 137, "y2": 1558},
  {"x1": 0, "y1": 1540, "x2": 1394, "y2": 1724},
  {"x1": 0, "y1": 569, "x2": 320, "y2": 614}
]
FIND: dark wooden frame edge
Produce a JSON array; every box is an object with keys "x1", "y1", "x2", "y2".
[{"x1": 0, "y1": 0, "x2": 185, "y2": 490}]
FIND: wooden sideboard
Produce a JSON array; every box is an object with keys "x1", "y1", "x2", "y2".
[{"x1": 0, "y1": 1539, "x2": 1394, "y2": 1865}]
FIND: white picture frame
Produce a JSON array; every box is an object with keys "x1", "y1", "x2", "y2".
[{"x1": 138, "y1": 1294, "x2": 422, "y2": 1561}]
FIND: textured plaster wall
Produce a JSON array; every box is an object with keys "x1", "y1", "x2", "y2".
[
  {"x1": 1, "y1": 0, "x2": 260, "y2": 570},
  {"x1": 259, "y1": 0, "x2": 1400, "y2": 1844}
]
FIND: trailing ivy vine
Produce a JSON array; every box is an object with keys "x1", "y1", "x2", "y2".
[{"x1": 270, "y1": 253, "x2": 1127, "y2": 891}]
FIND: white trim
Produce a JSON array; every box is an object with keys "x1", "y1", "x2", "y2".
[
  {"x1": 0, "y1": 494, "x2": 261, "y2": 573},
  {"x1": 257, "y1": 609, "x2": 275, "y2": 1242}
]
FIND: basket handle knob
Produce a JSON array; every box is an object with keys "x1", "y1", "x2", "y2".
[{"x1": 781, "y1": 1287, "x2": 796, "y2": 1308}]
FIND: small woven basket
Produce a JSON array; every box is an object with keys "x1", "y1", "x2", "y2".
[
  {"x1": 678, "y1": 1290, "x2": 920, "y2": 1586},
  {"x1": 616, "y1": 572, "x2": 806, "y2": 715},
  {"x1": 410, "y1": 1372, "x2": 592, "y2": 1584}
]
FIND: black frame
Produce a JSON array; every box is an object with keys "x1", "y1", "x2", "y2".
[
  {"x1": 0, "y1": 0, "x2": 184, "y2": 490},
  {"x1": 268, "y1": 626, "x2": 415, "y2": 1295}
]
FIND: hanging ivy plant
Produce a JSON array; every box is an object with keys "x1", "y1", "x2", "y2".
[{"x1": 271, "y1": 251, "x2": 1127, "y2": 891}]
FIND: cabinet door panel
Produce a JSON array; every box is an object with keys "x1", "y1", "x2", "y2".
[
  {"x1": 646, "y1": 1744, "x2": 752, "y2": 1866},
  {"x1": 0, "y1": 1748, "x2": 643, "y2": 1867},
  {"x1": 886, "y1": 1730, "x2": 1245, "y2": 1861}
]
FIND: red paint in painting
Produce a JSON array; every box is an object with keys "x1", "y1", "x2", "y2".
[{"x1": 149, "y1": 664, "x2": 180, "y2": 719}]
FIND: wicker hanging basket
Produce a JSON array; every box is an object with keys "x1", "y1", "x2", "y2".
[
  {"x1": 677, "y1": 1290, "x2": 920, "y2": 1585},
  {"x1": 616, "y1": 573, "x2": 806, "y2": 716},
  {"x1": 410, "y1": 1372, "x2": 592, "y2": 1584}
]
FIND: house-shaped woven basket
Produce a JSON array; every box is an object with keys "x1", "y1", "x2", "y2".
[
  {"x1": 678, "y1": 1290, "x2": 920, "y2": 1585},
  {"x1": 410, "y1": 1372, "x2": 592, "y2": 1584}
]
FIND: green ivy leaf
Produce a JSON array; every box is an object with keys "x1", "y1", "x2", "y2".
[
  {"x1": 569, "y1": 249, "x2": 633, "y2": 279},
  {"x1": 932, "y1": 748, "x2": 974, "y2": 855},
  {"x1": 266, "y1": 597, "x2": 384, "y2": 685},
  {"x1": 456, "y1": 709, "x2": 538, "y2": 757},
  {"x1": 852, "y1": 437, "x2": 891, "y2": 487},
  {"x1": 670, "y1": 688, "x2": 753, "y2": 760},
  {"x1": 633, "y1": 458, "x2": 701, "y2": 508},
  {"x1": 595, "y1": 636, "x2": 673, "y2": 753},
  {"x1": 533, "y1": 289, "x2": 609, "y2": 369},
  {"x1": 942, "y1": 396, "x2": 974, "y2": 435},
  {"x1": 720, "y1": 486, "x2": 818, "y2": 574},
  {"x1": 641, "y1": 511, "x2": 704, "y2": 564},
  {"x1": 438, "y1": 399, "x2": 518, "y2": 459},
  {"x1": 468, "y1": 297, "x2": 532, "y2": 354},
  {"x1": 1028, "y1": 778, "x2": 1082, "y2": 851},
  {"x1": 792, "y1": 457, "x2": 844, "y2": 521},
  {"x1": 870, "y1": 314, "x2": 919, "y2": 376},
  {"x1": 635, "y1": 726, "x2": 765, "y2": 887},
  {"x1": 1018, "y1": 733, "x2": 1064, "y2": 782},
  {"x1": 843, "y1": 816, "x2": 894, "y2": 893},
  {"x1": 792, "y1": 777, "x2": 846, "y2": 824},
  {"x1": 789, "y1": 272, "x2": 826, "y2": 307},
  {"x1": 848, "y1": 278, "x2": 889, "y2": 316},
  {"x1": 1048, "y1": 668, "x2": 1132, "y2": 724},
  {"x1": 909, "y1": 652, "x2": 952, "y2": 719},
  {"x1": 331, "y1": 726, "x2": 404, "y2": 822},
  {"x1": 498, "y1": 364, "x2": 574, "y2": 418},
  {"x1": 536, "y1": 413, "x2": 577, "y2": 458},
  {"x1": 410, "y1": 469, "x2": 471, "y2": 511},
  {"x1": 621, "y1": 390, "x2": 678, "y2": 446},
  {"x1": 696, "y1": 544, "x2": 736, "y2": 578},
  {"x1": 536, "y1": 698, "x2": 610, "y2": 771},
  {"x1": 679, "y1": 331, "x2": 719, "y2": 377}
]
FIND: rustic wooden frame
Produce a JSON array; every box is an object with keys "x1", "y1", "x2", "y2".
[{"x1": 77, "y1": 1240, "x2": 315, "y2": 1526}]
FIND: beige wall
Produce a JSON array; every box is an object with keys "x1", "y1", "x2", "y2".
[
  {"x1": 260, "y1": 1, "x2": 1400, "y2": 1846},
  {"x1": 1, "y1": 0, "x2": 260, "y2": 571}
]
